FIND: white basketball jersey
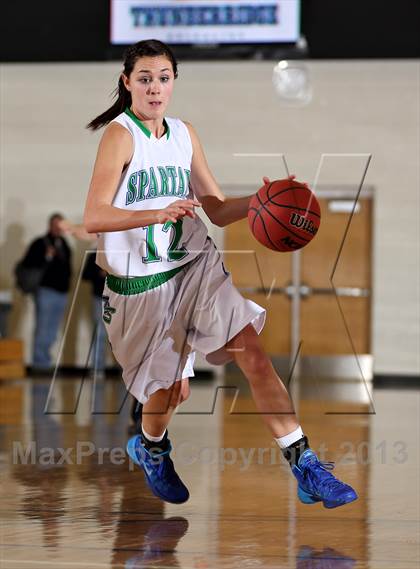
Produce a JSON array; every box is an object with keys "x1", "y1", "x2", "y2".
[{"x1": 96, "y1": 109, "x2": 208, "y2": 277}]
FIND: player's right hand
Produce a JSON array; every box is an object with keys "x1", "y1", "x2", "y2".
[{"x1": 156, "y1": 199, "x2": 201, "y2": 224}]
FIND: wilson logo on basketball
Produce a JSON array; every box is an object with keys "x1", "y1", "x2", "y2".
[{"x1": 289, "y1": 213, "x2": 318, "y2": 236}]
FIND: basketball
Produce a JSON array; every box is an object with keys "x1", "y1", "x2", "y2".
[{"x1": 248, "y1": 178, "x2": 321, "y2": 252}]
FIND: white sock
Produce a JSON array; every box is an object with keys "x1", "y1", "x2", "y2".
[
  {"x1": 141, "y1": 425, "x2": 166, "y2": 443},
  {"x1": 275, "y1": 426, "x2": 304, "y2": 449}
]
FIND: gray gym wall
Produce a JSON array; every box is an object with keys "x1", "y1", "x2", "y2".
[{"x1": 1, "y1": 60, "x2": 419, "y2": 375}]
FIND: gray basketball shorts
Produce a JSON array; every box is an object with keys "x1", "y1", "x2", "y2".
[{"x1": 102, "y1": 237, "x2": 266, "y2": 403}]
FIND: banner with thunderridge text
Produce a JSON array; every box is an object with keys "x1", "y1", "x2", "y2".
[{"x1": 110, "y1": 0, "x2": 300, "y2": 45}]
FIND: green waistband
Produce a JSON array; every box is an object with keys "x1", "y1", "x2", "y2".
[{"x1": 106, "y1": 265, "x2": 185, "y2": 295}]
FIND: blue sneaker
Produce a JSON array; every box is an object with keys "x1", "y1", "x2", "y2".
[
  {"x1": 126, "y1": 435, "x2": 189, "y2": 504},
  {"x1": 292, "y1": 449, "x2": 358, "y2": 509}
]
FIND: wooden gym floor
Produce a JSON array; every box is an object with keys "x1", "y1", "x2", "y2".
[{"x1": 0, "y1": 370, "x2": 418, "y2": 568}]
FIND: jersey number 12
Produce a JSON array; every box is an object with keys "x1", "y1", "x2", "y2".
[{"x1": 142, "y1": 219, "x2": 188, "y2": 263}]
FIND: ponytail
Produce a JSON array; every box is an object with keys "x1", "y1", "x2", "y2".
[
  {"x1": 86, "y1": 77, "x2": 131, "y2": 131},
  {"x1": 86, "y1": 39, "x2": 178, "y2": 131}
]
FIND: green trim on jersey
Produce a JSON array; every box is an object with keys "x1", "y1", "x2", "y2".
[
  {"x1": 106, "y1": 264, "x2": 185, "y2": 295},
  {"x1": 124, "y1": 107, "x2": 170, "y2": 140}
]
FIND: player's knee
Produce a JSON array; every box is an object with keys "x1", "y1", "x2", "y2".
[
  {"x1": 168, "y1": 380, "x2": 190, "y2": 408},
  {"x1": 178, "y1": 382, "x2": 190, "y2": 404}
]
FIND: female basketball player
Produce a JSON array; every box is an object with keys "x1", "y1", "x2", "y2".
[{"x1": 83, "y1": 40, "x2": 357, "y2": 508}]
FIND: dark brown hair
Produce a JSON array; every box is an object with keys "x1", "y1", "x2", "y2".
[{"x1": 87, "y1": 40, "x2": 178, "y2": 131}]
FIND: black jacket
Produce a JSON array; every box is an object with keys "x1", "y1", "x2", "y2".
[{"x1": 22, "y1": 233, "x2": 72, "y2": 293}]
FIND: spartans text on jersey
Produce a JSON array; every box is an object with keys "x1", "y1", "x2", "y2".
[{"x1": 126, "y1": 166, "x2": 191, "y2": 204}]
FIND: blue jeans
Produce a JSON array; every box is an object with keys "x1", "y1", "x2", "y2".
[
  {"x1": 91, "y1": 295, "x2": 107, "y2": 373},
  {"x1": 33, "y1": 286, "x2": 68, "y2": 369}
]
